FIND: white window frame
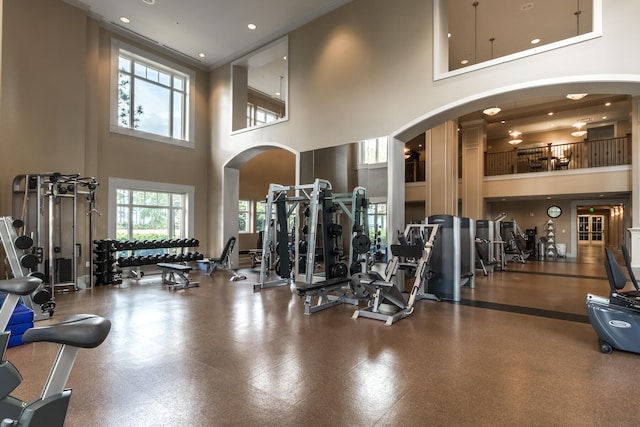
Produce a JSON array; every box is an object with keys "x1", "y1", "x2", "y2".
[
  {"x1": 358, "y1": 137, "x2": 388, "y2": 167},
  {"x1": 108, "y1": 177, "x2": 195, "y2": 239},
  {"x1": 238, "y1": 199, "x2": 252, "y2": 234},
  {"x1": 110, "y1": 39, "x2": 196, "y2": 148}
]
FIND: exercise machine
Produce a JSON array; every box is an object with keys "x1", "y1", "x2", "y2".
[
  {"x1": 12, "y1": 173, "x2": 99, "y2": 291},
  {"x1": 0, "y1": 276, "x2": 111, "y2": 425},
  {"x1": 351, "y1": 223, "x2": 439, "y2": 325},
  {"x1": 586, "y1": 247, "x2": 640, "y2": 354},
  {"x1": 425, "y1": 215, "x2": 474, "y2": 302}
]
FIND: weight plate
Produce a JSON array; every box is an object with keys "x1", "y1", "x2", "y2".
[
  {"x1": 350, "y1": 272, "x2": 370, "y2": 299},
  {"x1": 352, "y1": 234, "x2": 371, "y2": 254},
  {"x1": 14, "y1": 235, "x2": 33, "y2": 250},
  {"x1": 20, "y1": 253, "x2": 39, "y2": 269}
]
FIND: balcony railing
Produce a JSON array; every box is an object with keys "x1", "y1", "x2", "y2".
[{"x1": 484, "y1": 136, "x2": 631, "y2": 177}]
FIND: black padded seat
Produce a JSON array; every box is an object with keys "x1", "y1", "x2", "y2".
[
  {"x1": 0, "y1": 277, "x2": 41, "y2": 296},
  {"x1": 22, "y1": 314, "x2": 111, "y2": 349},
  {"x1": 296, "y1": 277, "x2": 351, "y2": 295}
]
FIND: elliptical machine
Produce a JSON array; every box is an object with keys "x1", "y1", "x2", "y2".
[
  {"x1": 585, "y1": 247, "x2": 640, "y2": 354},
  {"x1": 0, "y1": 276, "x2": 111, "y2": 426}
]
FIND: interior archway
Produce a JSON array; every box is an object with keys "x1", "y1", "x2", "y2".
[{"x1": 222, "y1": 144, "x2": 299, "y2": 268}]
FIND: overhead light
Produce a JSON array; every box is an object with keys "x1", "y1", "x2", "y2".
[
  {"x1": 248, "y1": 23, "x2": 257, "y2": 30},
  {"x1": 605, "y1": 102, "x2": 611, "y2": 106},
  {"x1": 566, "y1": 93, "x2": 588, "y2": 101},
  {"x1": 461, "y1": 59, "x2": 469, "y2": 65},
  {"x1": 120, "y1": 16, "x2": 131, "y2": 24},
  {"x1": 483, "y1": 107, "x2": 501, "y2": 116},
  {"x1": 571, "y1": 121, "x2": 587, "y2": 137},
  {"x1": 198, "y1": 52, "x2": 206, "y2": 58},
  {"x1": 530, "y1": 38, "x2": 541, "y2": 44},
  {"x1": 508, "y1": 130, "x2": 522, "y2": 145},
  {"x1": 548, "y1": 112, "x2": 554, "y2": 116},
  {"x1": 142, "y1": 0, "x2": 156, "y2": 4}
]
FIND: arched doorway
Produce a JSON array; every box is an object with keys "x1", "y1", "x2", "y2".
[{"x1": 222, "y1": 144, "x2": 299, "y2": 268}]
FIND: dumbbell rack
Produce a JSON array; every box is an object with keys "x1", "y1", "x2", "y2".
[
  {"x1": 0, "y1": 216, "x2": 53, "y2": 321},
  {"x1": 93, "y1": 239, "x2": 204, "y2": 285}
]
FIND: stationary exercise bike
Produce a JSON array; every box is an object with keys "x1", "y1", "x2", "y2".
[{"x1": 0, "y1": 276, "x2": 111, "y2": 426}]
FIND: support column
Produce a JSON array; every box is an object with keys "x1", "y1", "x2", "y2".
[
  {"x1": 628, "y1": 96, "x2": 640, "y2": 267},
  {"x1": 424, "y1": 120, "x2": 458, "y2": 216},
  {"x1": 460, "y1": 120, "x2": 486, "y2": 220}
]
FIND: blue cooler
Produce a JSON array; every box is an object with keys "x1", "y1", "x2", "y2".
[{"x1": 1, "y1": 297, "x2": 35, "y2": 347}]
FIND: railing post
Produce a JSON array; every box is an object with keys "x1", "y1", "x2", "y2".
[
  {"x1": 546, "y1": 143, "x2": 553, "y2": 171},
  {"x1": 512, "y1": 148, "x2": 518, "y2": 174}
]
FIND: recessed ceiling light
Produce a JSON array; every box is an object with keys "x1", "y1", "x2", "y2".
[
  {"x1": 283, "y1": 56, "x2": 287, "y2": 60},
  {"x1": 548, "y1": 112, "x2": 554, "y2": 116},
  {"x1": 521, "y1": 2, "x2": 534, "y2": 12},
  {"x1": 605, "y1": 102, "x2": 611, "y2": 106},
  {"x1": 120, "y1": 16, "x2": 131, "y2": 24},
  {"x1": 461, "y1": 59, "x2": 469, "y2": 65},
  {"x1": 142, "y1": 0, "x2": 156, "y2": 4},
  {"x1": 248, "y1": 23, "x2": 257, "y2": 30},
  {"x1": 198, "y1": 52, "x2": 206, "y2": 58},
  {"x1": 531, "y1": 38, "x2": 541, "y2": 44},
  {"x1": 275, "y1": 92, "x2": 281, "y2": 96},
  {"x1": 602, "y1": 116, "x2": 607, "y2": 120}
]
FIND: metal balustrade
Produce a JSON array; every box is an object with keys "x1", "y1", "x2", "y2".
[{"x1": 484, "y1": 136, "x2": 630, "y2": 177}]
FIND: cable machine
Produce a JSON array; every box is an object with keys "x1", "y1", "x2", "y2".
[{"x1": 11, "y1": 173, "x2": 99, "y2": 292}]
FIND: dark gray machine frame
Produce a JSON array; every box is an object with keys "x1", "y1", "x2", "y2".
[{"x1": 425, "y1": 215, "x2": 475, "y2": 302}]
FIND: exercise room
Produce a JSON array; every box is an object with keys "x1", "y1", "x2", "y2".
[{"x1": 1, "y1": 0, "x2": 640, "y2": 425}]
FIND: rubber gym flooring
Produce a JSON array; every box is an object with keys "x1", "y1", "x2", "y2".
[{"x1": 5, "y1": 252, "x2": 640, "y2": 426}]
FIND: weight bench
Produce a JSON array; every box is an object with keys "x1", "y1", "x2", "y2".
[
  {"x1": 207, "y1": 236, "x2": 235, "y2": 274},
  {"x1": 157, "y1": 263, "x2": 199, "y2": 290},
  {"x1": 296, "y1": 276, "x2": 358, "y2": 315}
]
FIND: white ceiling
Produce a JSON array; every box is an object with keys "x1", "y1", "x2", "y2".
[{"x1": 63, "y1": 0, "x2": 351, "y2": 69}]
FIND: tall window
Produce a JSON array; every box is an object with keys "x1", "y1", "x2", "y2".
[
  {"x1": 238, "y1": 200, "x2": 251, "y2": 233},
  {"x1": 256, "y1": 202, "x2": 266, "y2": 232},
  {"x1": 111, "y1": 39, "x2": 195, "y2": 148},
  {"x1": 116, "y1": 189, "x2": 186, "y2": 241},
  {"x1": 359, "y1": 137, "x2": 388, "y2": 165},
  {"x1": 108, "y1": 178, "x2": 194, "y2": 241},
  {"x1": 368, "y1": 202, "x2": 387, "y2": 247}
]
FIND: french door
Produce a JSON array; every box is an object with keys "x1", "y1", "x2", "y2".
[{"x1": 578, "y1": 215, "x2": 605, "y2": 246}]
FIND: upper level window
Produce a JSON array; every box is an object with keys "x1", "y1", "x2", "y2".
[
  {"x1": 111, "y1": 39, "x2": 195, "y2": 148},
  {"x1": 359, "y1": 137, "x2": 388, "y2": 165},
  {"x1": 434, "y1": 0, "x2": 602, "y2": 79}
]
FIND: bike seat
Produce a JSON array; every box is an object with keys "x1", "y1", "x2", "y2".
[
  {"x1": 22, "y1": 314, "x2": 111, "y2": 348},
  {"x1": 0, "y1": 277, "x2": 41, "y2": 296}
]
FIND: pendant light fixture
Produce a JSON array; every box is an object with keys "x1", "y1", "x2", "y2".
[{"x1": 508, "y1": 102, "x2": 522, "y2": 145}]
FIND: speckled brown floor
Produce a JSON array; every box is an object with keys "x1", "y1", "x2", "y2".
[{"x1": 5, "y1": 255, "x2": 640, "y2": 426}]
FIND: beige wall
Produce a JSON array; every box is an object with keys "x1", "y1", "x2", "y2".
[
  {"x1": 208, "y1": 0, "x2": 640, "y2": 247},
  {"x1": 3, "y1": 0, "x2": 640, "y2": 261},
  {"x1": 0, "y1": 1, "x2": 211, "y2": 278},
  {"x1": 238, "y1": 148, "x2": 296, "y2": 251}
]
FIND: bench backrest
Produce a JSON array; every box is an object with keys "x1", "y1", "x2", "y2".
[{"x1": 220, "y1": 236, "x2": 236, "y2": 262}]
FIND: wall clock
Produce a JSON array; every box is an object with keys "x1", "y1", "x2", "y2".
[{"x1": 547, "y1": 205, "x2": 562, "y2": 218}]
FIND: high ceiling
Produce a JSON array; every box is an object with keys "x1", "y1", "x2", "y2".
[
  {"x1": 64, "y1": 0, "x2": 631, "y2": 145},
  {"x1": 63, "y1": 0, "x2": 351, "y2": 69}
]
